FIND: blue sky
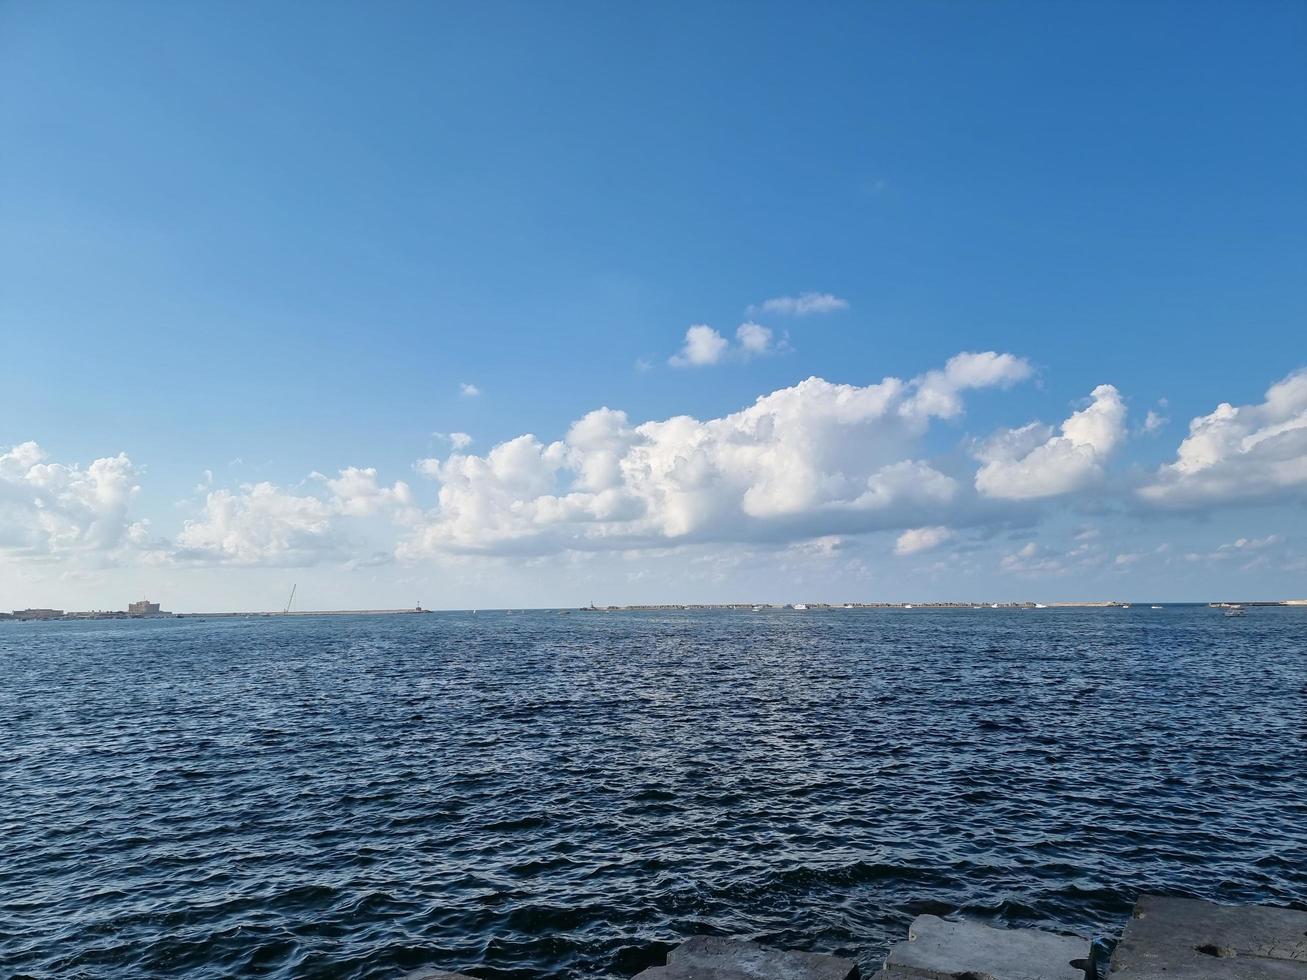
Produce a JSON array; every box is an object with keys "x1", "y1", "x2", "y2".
[{"x1": 2, "y1": 1, "x2": 1305, "y2": 609}]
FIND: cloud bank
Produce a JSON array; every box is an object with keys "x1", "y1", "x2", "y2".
[
  {"x1": 4, "y1": 358, "x2": 1304, "y2": 580},
  {"x1": 405, "y1": 352, "x2": 1032, "y2": 556}
]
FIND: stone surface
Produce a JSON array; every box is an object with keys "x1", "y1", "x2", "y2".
[
  {"x1": 882, "y1": 914, "x2": 1089, "y2": 980},
  {"x1": 400, "y1": 969, "x2": 479, "y2": 979},
  {"x1": 633, "y1": 935, "x2": 860, "y2": 979},
  {"x1": 1108, "y1": 895, "x2": 1307, "y2": 978}
]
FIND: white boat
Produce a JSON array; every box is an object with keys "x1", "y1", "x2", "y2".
[
  {"x1": 1151, "y1": 605, "x2": 1163, "y2": 609},
  {"x1": 1224, "y1": 605, "x2": 1245, "y2": 618},
  {"x1": 904, "y1": 603, "x2": 914, "y2": 609},
  {"x1": 792, "y1": 603, "x2": 808, "y2": 610},
  {"x1": 1034, "y1": 603, "x2": 1047, "y2": 609}
]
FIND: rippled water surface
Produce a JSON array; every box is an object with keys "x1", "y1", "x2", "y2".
[{"x1": 2, "y1": 608, "x2": 1305, "y2": 978}]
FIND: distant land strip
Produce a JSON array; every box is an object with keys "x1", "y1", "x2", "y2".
[{"x1": 6, "y1": 600, "x2": 1306, "y2": 622}]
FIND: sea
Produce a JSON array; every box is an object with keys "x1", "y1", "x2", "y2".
[{"x1": 2, "y1": 606, "x2": 1304, "y2": 978}]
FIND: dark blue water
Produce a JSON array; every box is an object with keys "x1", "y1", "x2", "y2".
[{"x1": 2, "y1": 608, "x2": 1305, "y2": 978}]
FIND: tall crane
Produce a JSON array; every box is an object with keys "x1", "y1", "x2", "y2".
[{"x1": 284, "y1": 584, "x2": 296, "y2": 615}]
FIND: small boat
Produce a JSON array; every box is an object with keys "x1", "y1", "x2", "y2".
[
  {"x1": 792, "y1": 603, "x2": 808, "y2": 611},
  {"x1": 904, "y1": 603, "x2": 914, "y2": 609},
  {"x1": 1151, "y1": 605, "x2": 1163, "y2": 610},
  {"x1": 1224, "y1": 605, "x2": 1245, "y2": 618},
  {"x1": 1034, "y1": 603, "x2": 1047, "y2": 609}
]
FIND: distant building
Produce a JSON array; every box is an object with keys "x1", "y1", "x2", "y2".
[
  {"x1": 13, "y1": 609, "x2": 63, "y2": 621},
  {"x1": 127, "y1": 599, "x2": 162, "y2": 617}
]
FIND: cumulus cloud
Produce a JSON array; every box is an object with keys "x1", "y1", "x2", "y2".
[
  {"x1": 401, "y1": 352, "x2": 1031, "y2": 557},
  {"x1": 174, "y1": 483, "x2": 339, "y2": 565},
  {"x1": 895, "y1": 526, "x2": 953, "y2": 556},
  {"x1": 751, "y1": 292, "x2": 850, "y2": 316},
  {"x1": 974, "y1": 384, "x2": 1127, "y2": 500},
  {"x1": 1140, "y1": 369, "x2": 1307, "y2": 507},
  {"x1": 670, "y1": 322, "x2": 785, "y2": 367},
  {"x1": 460, "y1": 382, "x2": 481, "y2": 397},
  {"x1": 669, "y1": 325, "x2": 730, "y2": 367},
  {"x1": 735, "y1": 322, "x2": 776, "y2": 356},
  {"x1": 0, "y1": 441, "x2": 144, "y2": 558},
  {"x1": 322, "y1": 467, "x2": 417, "y2": 518},
  {"x1": 172, "y1": 468, "x2": 416, "y2": 565}
]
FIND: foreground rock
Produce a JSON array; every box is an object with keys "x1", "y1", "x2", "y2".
[
  {"x1": 633, "y1": 935, "x2": 860, "y2": 979},
  {"x1": 881, "y1": 914, "x2": 1090, "y2": 979},
  {"x1": 1108, "y1": 895, "x2": 1307, "y2": 978},
  {"x1": 400, "y1": 969, "x2": 478, "y2": 979}
]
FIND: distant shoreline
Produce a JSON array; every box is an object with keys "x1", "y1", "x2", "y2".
[{"x1": 4, "y1": 600, "x2": 1305, "y2": 621}]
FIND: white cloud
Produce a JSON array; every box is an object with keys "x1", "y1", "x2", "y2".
[
  {"x1": 735, "y1": 322, "x2": 775, "y2": 356},
  {"x1": 171, "y1": 468, "x2": 416, "y2": 566},
  {"x1": 0, "y1": 441, "x2": 144, "y2": 558},
  {"x1": 434, "y1": 432, "x2": 473, "y2": 450},
  {"x1": 322, "y1": 467, "x2": 417, "y2": 519},
  {"x1": 1141, "y1": 409, "x2": 1168, "y2": 434},
  {"x1": 401, "y1": 352, "x2": 1031, "y2": 557},
  {"x1": 1185, "y1": 534, "x2": 1286, "y2": 562},
  {"x1": 669, "y1": 325, "x2": 730, "y2": 367},
  {"x1": 460, "y1": 382, "x2": 481, "y2": 397},
  {"x1": 1222, "y1": 534, "x2": 1282, "y2": 551},
  {"x1": 1182, "y1": 533, "x2": 1290, "y2": 571},
  {"x1": 670, "y1": 322, "x2": 785, "y2": 367},
  {"x1": 975, "y1": 384, "x2": 1127, "y2": 500},
  {"x1": 751, "y1": 292, "x2": 850, "y2": 316},
  {"x1": 895, "y1": 526, "x2": 953, "y2": 556},
  {"x1": 907, "y1": 351, "x2": 1033, "y2": 418},
  {"x1": 999, "y1": 541, "x2": 1070, "y2": 576},
  {"x1": 174, "y1": 483, "x2": 339, "y2": 566},
  {"x1": 1140, "y1": 369, "x2": 1307, "y2": 507}
]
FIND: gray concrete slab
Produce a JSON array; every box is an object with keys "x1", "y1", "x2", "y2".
[
  {"x1": 633, "y1": 935, "x2": 859, "y2": 980},
  {"x1": 1115, "y1": 895, "x2": 1307, "y2": 962},
  {"x1": 1108, "y1": 895, "x2": 1307, "y2": 978},
  {"x1": 399, "y1": 970, "x2": 479, "y2": 980},
  {"x1": 632, "y1": 966, "x2": 757, "y2": 980},
  {"x1": 1108, "y1": 953, "x2": 1307, "y2": 979},
  {"x1": 882, "y1": 914, "x2": 1089, "y2": 980}
]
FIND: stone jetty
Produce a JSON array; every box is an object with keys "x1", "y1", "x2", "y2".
[
  {"x1": 632, "y1": 935, "x2": 859, "y2": 979},
  {"x1": 1108, "y1": 895, "x2": 1307, "y2": 977},
  {"x1": 400, "y1": 895, "x2": 1307, "y2": 979},
  {"x1": 878, "y1": 913, "x2": 1090, "y2": 978}
]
